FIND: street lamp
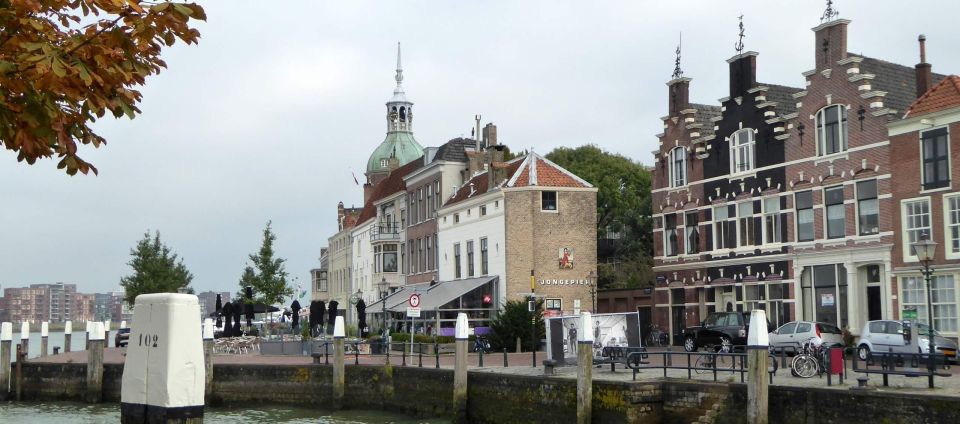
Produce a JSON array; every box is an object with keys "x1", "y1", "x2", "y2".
[
  {"x1": 587, "y1": 270, "x2": 599, "y2": 312},
  {"x1": 378, "y1": 277, "x2": 390, "y2": 334},
  {"x1": 911, "y1": 235, "x2": 938, "y2": 360}
]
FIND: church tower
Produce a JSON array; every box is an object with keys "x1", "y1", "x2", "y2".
[{"x1": 365, "y1": 43, "x2": 424, "y2": 186}]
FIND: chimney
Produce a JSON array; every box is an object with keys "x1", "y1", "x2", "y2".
[
  {"x1": 727, "y1": 51, "x2": 758, "y2": 97},
  {"x1": 812, "y1": 19, "x2": 849, "y2": 69},
  {"x1": 337, "y1": 202, "x2": 346, "y2": 230},
  {"x1": 363, "y1": 182, "x2": 374, "y2": 205},
  {"x1": 915, "y1": 34, "x2": 933, "y2": 99},
  {"x1": 482, "y1": 123, "x2": 497, "y2": 147},
  {"x1": 667, "y1": 77, "x2": 690, "y2": 117},
  {"x1": 487, "y1": 145, "x2": 507, "y2": 188}
]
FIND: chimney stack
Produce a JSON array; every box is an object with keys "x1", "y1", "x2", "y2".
[
  {"x1": 727, "y1": 52, "x2": 758, "y2": 98},
  {"x1": 812, "y1": 19, "x2": 849, "y2": 69},
  {"x1": 915, "y1": 34, "x2": 933, "y2": 99},
  {"x1": 482, "y1": 123, "x2": 497, "y2": 147},
  {"x1": 667, "y1": 78, "x2": 691, "y2": 117}
]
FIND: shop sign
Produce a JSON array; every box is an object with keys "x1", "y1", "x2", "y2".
[
  {"x1": 902, "y1": 307, "x2": 918, "y2": 320},
  {"x1": 538, "y1": 279, "x2": 589, "y2": 286},
  {"x1": 820, "y1": 294, "x2": 835, "y2": 307}
]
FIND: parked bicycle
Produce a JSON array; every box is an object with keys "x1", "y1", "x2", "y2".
[
  {"x1": 695, "y1": 339, "x2": 734, "y2": 374},
  {"x1": 791, "y1": 337, "x2": 826, "y2": 378},
  {"x1": 647, "y1": 325, "x2": 669, "y2": 347},
  {"x1": 474, "y1": 335, "x2": 492, "y2": 353}
]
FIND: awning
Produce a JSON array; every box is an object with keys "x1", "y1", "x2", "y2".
[{"x1": 366, "y1": 276, "x2": 497, "y2": 313}]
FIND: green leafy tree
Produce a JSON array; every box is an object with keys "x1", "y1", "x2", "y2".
[
  {"x1": 239, "y1": 221, "x2": 292, "y2": 307},
  {"x1": 120, "y1": 230, "x2": 193, "y2": 305},
  {"x1": 489, "y1": 300, "x2": 544, "y2": 352},
  {"x1": 0, "y1": 1, "x2": 206, "y2": 175},
  {"x1": 546, "y1": 145, "x2": 654, "y2": 289}
]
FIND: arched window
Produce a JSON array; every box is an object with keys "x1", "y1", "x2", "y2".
[
  {"x1": 815, "y1": 105, "x2": 848, "y2": 156},
  {"x1": 399, "y1": 106, "x2": 406, "y2": 121},
  {"x1": 730, "y1": 128, "x2": 755, "y2": 174},
  {"x1": 669, "y1": 147, "x2": 687, "y2": 187}
]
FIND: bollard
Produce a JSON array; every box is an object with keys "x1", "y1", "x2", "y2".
[
  {"x1": 478, "y1": 347, "x2": 484, "y2": 367},
  {"x1": 435, "y1": 343, "x2": 440, "y2": 369},
  {"x1": 86, "y1": 322, "x2": 105, "y2": 403},
  {"x1": 332, "y1": 316, "x2": 345, "y2": 411},
  {"x1": 120, "y1": 293, "x2": 205, "y2": 423},
  {"x1": 355, "y1": 342, "x2": 360, "y2": 365},
  {"x1": 503, "y1": 348, "x2": 508, "y2": 367},
  {"x1": 576, "y1": 312, "x2": 594, "y2": 424},
  {"x1": 418, "y1": 345, "x2": 423, "y2": 368},
  {"x1": 402, "y1": 344, "x2": 407, "y2": 367},
  {"x1": 20, "y1": 322, "x2": 29, "y2": 359},
  {"x1": 746, "y1": 310, "x2": 769, "y2": 424},
  {"x1": 64, "y1": 321, "x2": 73, "y2": 354},
  {"x1": 54, "y1": 347, "x2": 61, "y2": 355},
  {"x1": 324, "y1": 342, "x2": 329, "y2": 365},
  {"x1": 453, "y1": 313, "x2": 469, "y2": 423},
  {"x1": 385, "y1": 339, "x2": 390, "y2": 365},
  {"x1": 41, "y1": 322, "x2": 49, "y2": 358},
  {"x1": 1, "y1": 322, "x2": 12, "y2": 401},
  {"x1": 203, "y1": 319, "x2": 215, "y2": 396}
]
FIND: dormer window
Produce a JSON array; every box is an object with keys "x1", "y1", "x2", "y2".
[
  {"x1": 730, "y1": 129, "x2": 755, "y2": 174},
  {"x1": 669, "y1": 147, "x2": 687, "y2": 187},
  {"x1": 815, "y1": 105, "x2": 848, "y2": 156}
]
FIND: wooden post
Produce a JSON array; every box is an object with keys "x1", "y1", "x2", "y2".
[
  {"x1": 0, "y1": 322, "x2": 12, "y2": 401},
  {"x1": 20, "y1": 322, "x2": 29, "y2": 359},
  {"x1": 15, "y1": 343, "x2": 23, "y2": 401},
  {"x1": 332, "y1": 316, "x2": 345, "y2": 411},
  {"x1": 86, "y1": 322, "x2": 105, "y2": 403},
  {"x1": 453, "y1": 313, "x2": 469, "y2": 422},
  {"x1": 103, "y1": 321, "x2": 111, "y2": 349},
  {"x1": 41, "y1": 322, "x2": 49, "y2": 358},
  {"x1": 203, "y1": 319, "x2": 214, "y2": 395},
  {"x1": 747, "y1": 310, "x2": 769, "y2": 424},
  {"x1": 86, "y1": 321, "x2": 92, "y2": 351},
  {"x1": 64, "y1": 321, "x2": 73, "y2": 354},
  {"x1": 577, "y1": 312, "x2": 593, "y2": 424}
]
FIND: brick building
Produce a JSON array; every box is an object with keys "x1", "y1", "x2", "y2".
[
  {"x1": 888, "y1": 75, "x2": 960, "y2": 338},
  {"x1": 651, "y1": 13, "x2": 955, "y2": 346},
  {"x1": 1, "y1": 283, "x2": 77, "y2": 323}
]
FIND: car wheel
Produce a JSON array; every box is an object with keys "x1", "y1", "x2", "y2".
[
  {"x1": 858, "y1": 344, "x2": 870, "y2": 361},
  {"x1": 683, "y1": 336, "x2": 696, "y2": 352}
]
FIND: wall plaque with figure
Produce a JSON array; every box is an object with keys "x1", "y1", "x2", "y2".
[{"x1": 558, "y1": 247, "x2": 575, "y2": 269}]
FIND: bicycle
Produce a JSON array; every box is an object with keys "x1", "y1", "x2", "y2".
[
  {"x1": 694, "y1": 338, "x2": 734, "y2": 374},
  {"x1": 791, "y1": 338, "x2": 826, "y2": 378},
  {"x1": 646, "y1": 325, "x2": 668, "y2": 347}
]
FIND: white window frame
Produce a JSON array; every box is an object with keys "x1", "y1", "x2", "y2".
[
  {"x1": 823, "y1": 185, "x2": 845, "y2": 239},
  {"x1": 815, "y1": 104, "x2": 848, "y2": 156},
  {"x1": 901, "y1": 196, "x2": 932, "y2": 263},
  {"x1": 713, "y1": 205, "x2": 735, "y2": 250},
  {"x1": 669, "y1": 147, "x2": 687, "y2": 188},
  {"x1": 730, "y1": 128, "x2": 756, "y2": 175},
  {"x1": 795, "y1": 191, "x2": 815, "y2": 242},
  {"x1": 899, "y1": 274, "x2": 958, "y2": 334},
  {"x1": 945, "y1": 193, "x2": 960, "y2": 260},
  {"x1": 684, "y1": 211, "x2": 699, "y2": 255},
  {"x1": 545, "y1": 298, "x2": 562, "y2": 311},
  {"x1": 763, "y1": 196, "x2": 782, "y2": 245},
  {"x1": 541, "y1": 191, "x2": 559, "y2": 212},
  {"x1": 664, "y1": 214, "x2": 678, "y2": 257},
  {"x1": 919, "y1": 126, "x2": 952, "y2": 192},
  {"x1": 737, "y1": 201, "x2": 755, "y2": 247},
  {"x1": 855, "y1": 179, "x2": 880, "y2": 236}
]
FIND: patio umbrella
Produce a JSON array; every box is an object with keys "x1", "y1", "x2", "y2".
[
  {"x1": 327, "y1": 300, "x2": 339, "y2": 335},
  {"x1": 244, "y1": 286, "x2": 254, "y2": 326},
  {"x1": 291, "y1": 300, "x2": 302, "y2": 329},
  {"x1": 222, "y1": 302, "x2": 234, "y2": 337},
  {"x1": 356, "y1": 299, "x2": 367, "y2": 337},
  {"x1": 215, "y1": 294, "x2": 223, "y2": 328},
  {"x1": 315, "y1": 301, "x2": 326, "y2": 337},
  {"x1": 233, "y1": 302, "x2": 243, "y2": 336}
]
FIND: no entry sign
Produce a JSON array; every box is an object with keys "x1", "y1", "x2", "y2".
[{"x1": 408, "y1": 293, "x2": 421, "y2": 308}]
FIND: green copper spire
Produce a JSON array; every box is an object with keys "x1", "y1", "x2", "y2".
[{"x1": 366, "y1": 42, "x2": 423, "y2": 177}]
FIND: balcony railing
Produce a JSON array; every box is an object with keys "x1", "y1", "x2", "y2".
[{"x1": 371, "y1": 222, "x2": 401, "y2": 242}]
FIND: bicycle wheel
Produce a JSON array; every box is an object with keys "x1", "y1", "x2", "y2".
[
  {"x1": 792, "y1": 354, "x2": 818, "y2": 378},
  {"x1": 694, "y1": 354, "x2": 713, "y2": 374},
  {"x1": 768, "y1": 354, "x2": 779, "y2": 374},
  {"x1": 714, "y1": 352, "x2": 734, "y2": 371}
]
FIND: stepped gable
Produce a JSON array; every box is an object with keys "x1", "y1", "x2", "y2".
[
  {"x1": 355, "y1": 157, "x2": 424, "y2": 225},
  {"x1": 761, "y1": 83, "x2": 804, "y2": 116},
  {"x1": 691, "y1": 103, "x2": 721, "y2": 138},
  {"x1": 905, "y1": 75, "x2": 960, "y2": 117},
  {"x1": 856, "y1": 55, "x2": 947, "y2": 115}
]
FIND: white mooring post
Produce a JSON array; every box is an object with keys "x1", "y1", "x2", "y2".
[
  {"x1": 577, "y1": 312, "x2": 594, "y2": 424},
  {"x1": 104, "y1": 320, "x2": 111, "y2": 347},
  {"x1": 202, "y1": 319, "x2": 214, "y2": 395},
  {"x1": 20, "y1": 322, "x2": 29, "y2": 358},
  {"x1": 747, "y1": 309, "x2": 769, "y2": 424},
  {"x1": 453, "y1": 313, "x2": 469, "y2": 422},
  {"x1": 41, "y1": 322, "x2": 49, "y2": 357},
  {"x1": 86, "y1": 322, "x2": 105, "y2": 403},
  {"x1": 120, "y1": 293, "x2": 205, "y2": 423},
  {"x1": 332, "y1": 316, "x2": 345, "y2": 411},
  {"x1": 1, "y1": 322, "x2": 12, "y2": 401},
  {"x1": 64, "y1": 321, "x2": 73, "y2": 353}
]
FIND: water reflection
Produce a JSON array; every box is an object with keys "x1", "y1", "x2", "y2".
[{"x1": 0, "y1": 402, "x2": 444, "y2": 423}]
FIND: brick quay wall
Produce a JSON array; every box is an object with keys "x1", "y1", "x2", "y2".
[{"x1": 16, "y1": 362, "x2": 960, "y2": 423}]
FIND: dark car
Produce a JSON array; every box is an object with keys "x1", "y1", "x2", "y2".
[
  {"x1": 682, "y1": 312, "x2": 769, "y2": 352},
  {"x1": 115, "y1": 327, "x2": 130, "y2": 347}
]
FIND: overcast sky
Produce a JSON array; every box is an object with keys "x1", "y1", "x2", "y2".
[{"x1": 2, "y1": 1, "x2": 959, "y2": 296}]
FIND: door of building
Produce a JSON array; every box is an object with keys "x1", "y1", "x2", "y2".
[
  {"x1": 638, "y1": 306, "x2": 652, "y2": 344},
  {"x1": 671, "y1": 306, "x2": 685, "y2": 346},
  {"x1": 867, "y1": 286, "x2": 882, "y2": 321}
]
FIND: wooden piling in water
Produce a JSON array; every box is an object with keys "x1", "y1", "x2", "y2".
[
  {"x1": 577, "y1": 312, "x2": 593, "y2": 424},
  {"x1": 0, "y1": 322, "x2": 11, "y2": 401},
  {"x1": 453, "y1": 313, "x2": 469, "y2": 423},
  {"x1": 332, "y1": 317, "x2": 345, "y2": 411},
  {"x1": 86, "y1": 323, "x2": 105, "y2": 404}
]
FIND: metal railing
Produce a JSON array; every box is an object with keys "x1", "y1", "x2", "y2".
[
  {"x1": 627, "y1": 347, "x2": 778, "y2": 384},
  {"x1": 852, "y1": 348, "x2": 951, "y2": 389},
  {"x1": 309, "y1": 340, "x2": 517, "y2": 368}
]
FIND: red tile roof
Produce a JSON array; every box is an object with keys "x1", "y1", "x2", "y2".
[
  {"x1": 905, "y1": 75, "x2": 960, "y2": 118},
  {"x1": 355, "y1": 157, "x2": 423, "y2": 225},
  {"x1": 444, "y1": 152, "x2": 592, "y2": 207}
]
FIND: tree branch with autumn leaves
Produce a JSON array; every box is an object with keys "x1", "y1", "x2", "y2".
[{"x1": 0, "y1": 0, "x2": 206, "y2": 175}]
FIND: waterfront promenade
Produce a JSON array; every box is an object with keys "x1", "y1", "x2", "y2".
[{"x1": 29, "y1": 346, "x2": 960, "y2": 397}]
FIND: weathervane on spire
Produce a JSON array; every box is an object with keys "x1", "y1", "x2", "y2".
[
  {"x1": 395, "y1": 42, "x2": 404, "y2": 86},
  {"x1": 734, "y1": 15, "x2": 745, "y2": 55},
  {"x1": 821, "y1": 0, "x2": 839, "y2": 23},
  {"x1": 671, "y1": 33, "x2": 683, "y2": 80}
]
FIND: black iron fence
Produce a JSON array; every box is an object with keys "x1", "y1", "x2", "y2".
[
  {"x1": 627, "y1": 348, "x2": 778, "y2": 383},
  {"x1": 853, "y1": 349, "x2": 951, "y2": 389}
]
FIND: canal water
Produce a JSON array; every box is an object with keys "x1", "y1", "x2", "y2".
[
  {"x1": 0, "y1": 402, "x2": 443, "y2": 423},
  {"x1": 11, "y1": 332, "x2": 88, "y2": 359}
]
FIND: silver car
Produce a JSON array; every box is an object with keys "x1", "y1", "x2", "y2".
[
  {"x1": 856, "y1": 320, "x2": 958, "y2": 362},
  {"x1": 768, "y1": 321, "x2": 844, "y2": 351}
]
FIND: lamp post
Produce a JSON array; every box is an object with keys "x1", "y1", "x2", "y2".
[
  {"x1": 587, "y1": 270, "x2": 599, "y2": 312},
  {"x1": 378, "y1": 277, "x2": 390, "y2": 335},
  {"x1": 912, "y1": 235, "x2": 938, "y2": 361}
]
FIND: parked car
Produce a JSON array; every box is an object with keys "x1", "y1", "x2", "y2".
[
  {"x1": 768, "y1": 321, "x2": 843, "y2": 352},
  {"x1": 115, "y1": 327, "x2": 130, "y2": 348},
  {"x1": 683, "y1": 311, "x2": 771, "y2": 352},
  {"x1": 856, "y1": 320, "x2": 958, "y2": 362}
]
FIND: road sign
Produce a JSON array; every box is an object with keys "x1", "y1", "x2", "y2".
[
  {"x1": 406, "y1": 307, "x2": 421, "y2": 318},
  {"x1": 408, "y1": 293, "x2": 421, "y2": 308}
]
